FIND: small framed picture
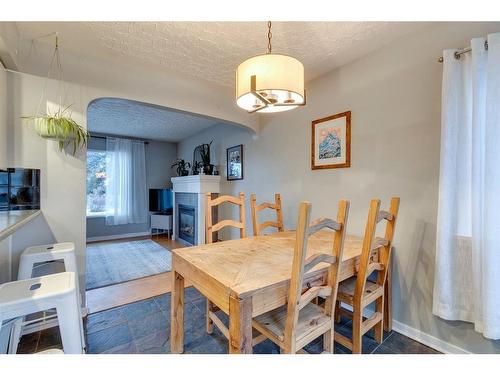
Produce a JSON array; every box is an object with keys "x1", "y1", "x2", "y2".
[
  {"x1": 226, "y1": 144, "x2": 243, "y2": 180},
  {"x1": 311, "y1": 111, "x2": 351, "y2": 170}
]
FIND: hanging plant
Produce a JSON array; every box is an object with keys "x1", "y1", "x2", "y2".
[
  {"x1": 22, "y1": 34, "x2": 89, "y2": 156},
  {"x1": 22, "y1": 105, "x2": 88, "y2": 155}
]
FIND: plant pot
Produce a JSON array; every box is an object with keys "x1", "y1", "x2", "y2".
[
  {"x1": 203, "y1": 164, "x2": 214, "y2": 175},
  {"x1": 35, "y1": 119, "x2": 75, "y2": 141},
  {"x1": 180, "y1": 170, "x2": 189, "y2": 176}
]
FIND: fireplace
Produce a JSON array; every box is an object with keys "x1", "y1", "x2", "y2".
[
  {"x1": 172, "y1": 175, "x2": 221, "y2": 245},
  {"x1": 178, "y1": 204, "x2": 196, "y2": 245}
]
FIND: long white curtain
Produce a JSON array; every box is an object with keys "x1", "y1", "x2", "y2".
[
  {"x1": 434, "y1": 33, "x2": 500, "y2": 339},
  {"x1": 105, "y1": 137, "x2": 147, "y2": 225}
]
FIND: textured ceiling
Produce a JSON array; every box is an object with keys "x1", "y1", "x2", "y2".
[
  {"x1": 15, "y1": 22, "x2": 430, "y2": 87},
  {"x1": 87, "y1": 98, "x2": 222, "y2": 142}
]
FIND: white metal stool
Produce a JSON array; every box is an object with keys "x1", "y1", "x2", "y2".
[
  {"x1": 9, "y1": 242, "x2": 85, "y2": 353},
  {"x1": 0, "y1": 272, "x2": 84, "y2": 354}
]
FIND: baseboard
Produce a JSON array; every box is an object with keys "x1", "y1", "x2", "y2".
[
  {"x1": 86, "y1": 231, "x2": 151, "y2": 243},
  {"x1": 392, "y1": 319, "x2": 471, "y2": 354}
]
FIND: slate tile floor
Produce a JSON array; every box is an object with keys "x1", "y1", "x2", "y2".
[{"x1": 18, "y1": 287, "x2": 439, "y2": 354}]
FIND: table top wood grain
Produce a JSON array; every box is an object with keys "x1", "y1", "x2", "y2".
[{"x1": 173, "y1": 230, "x2": 364, "y2": 298}]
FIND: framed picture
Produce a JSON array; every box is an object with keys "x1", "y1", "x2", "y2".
[
  {"x1": 227, "y1": 144, "x2": 243, "y2": 180},
  {"x1": 311, "y1": 111, "x2": 351, "y2": 170}
]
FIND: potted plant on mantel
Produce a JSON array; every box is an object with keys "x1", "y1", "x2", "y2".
[
  {"x1": 171, "y1": 159, "x2": 191, "y2": 176},
  {"x1": 199, "y1": 141, "x2": 214, "y2": 175},
  {"x1": 22, "y1": 35, "x2": 89, "y2": 156},
  {"x1": 192, "y1": 160, "x2": 203, "y2": 175}
]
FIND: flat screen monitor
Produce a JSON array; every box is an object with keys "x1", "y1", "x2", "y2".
[{"x1": 149, "y1": 188, "x2": 173, "y2": 214}]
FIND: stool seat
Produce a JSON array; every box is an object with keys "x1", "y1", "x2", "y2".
[
  {"x1": 0, "y1": 272, "x2": 83, "y2": 354},
  {"x1": 9, "y1": 241, "x2": 84, "y2": 354},
  {"x1": 0, "y1": 272, "x2": 75, "y2": 309},
  {"x1": 21, "y1": 242, "x2": 75, "y2": 263}
]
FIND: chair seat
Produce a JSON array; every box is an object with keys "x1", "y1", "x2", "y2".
[
  {"x1": 337, "y1": 276, "x2": 383, "y2": 305},
  {"x1": 253, "y1": 302, "x2": 331, "y2": 345}
]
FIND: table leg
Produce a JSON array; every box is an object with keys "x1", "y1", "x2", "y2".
[
  {"x1": 384, "y1": 259, "x2": 392, "y2": 332},
  {"x1": 171, "y1": 271, "x2": 185, "y2": 353},
  {"x1": 229, "y1": 293, "x2": 253, "y2": 354}
]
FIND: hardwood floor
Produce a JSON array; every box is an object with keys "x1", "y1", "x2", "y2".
[{"x1": 85, "y1": 235, "x2": 186, "y2": 314}]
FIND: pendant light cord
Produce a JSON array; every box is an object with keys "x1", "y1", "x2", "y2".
[{"x1": 267, "y1": 21, "x2": 272, "y2": 54}]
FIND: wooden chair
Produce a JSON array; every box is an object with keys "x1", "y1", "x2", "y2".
[
  {"x1": 334, "y1": 197, "x2": 400, "y2": 354},
  {"x1": 250, "y1": 193, "x2": 285, "y2": 236},
  {"x1": 252, "y1": 200, "x2": 350, "y2": 353},
  {"x1": 205, "y1": 192, "x2": 246, "y2": 339},
  {"x1": 206, "y1": 192, "x2": 246, "y2": 244}
]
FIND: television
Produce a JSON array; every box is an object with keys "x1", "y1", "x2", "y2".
[
  {"x1": 149, "y1": 188, "x2": 173, "y2": 214},
  {"x1": 0, "y1": 168, "x2": 40, "y2": 211}
]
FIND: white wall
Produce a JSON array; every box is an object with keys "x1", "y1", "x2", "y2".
[
  {"x1": 0, "y1": 62, "x2": 7, "y2": 167},
  {"x1": 4, "y1": 67, "x2": 254, "y2": 304},
  {"x1": 177, "y1": 22, "x2": 500, "y2": 353}
]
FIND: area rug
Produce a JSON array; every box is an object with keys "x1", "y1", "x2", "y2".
[{"x1": 86, "y1": 239, "x2": 172, "y2": 290}]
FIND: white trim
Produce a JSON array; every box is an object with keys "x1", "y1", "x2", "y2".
[
  {"x1": 171, "y1": 175, "x2": 221, "y2": 194},
  {"x1": 86, "y1": 231, "x2": 151, "y2": 243},
  {"x1": 392, "y1": 319, "x2": 471, "y2": 354}
]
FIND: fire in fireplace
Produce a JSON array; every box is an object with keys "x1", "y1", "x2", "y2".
[{"x1": 178, "y1": 204, "x2": 195, "y2": 245}]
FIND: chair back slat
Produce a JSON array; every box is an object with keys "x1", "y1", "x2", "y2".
[
  {"x1": 250, "y1": 193, "x2": 285, "y2": 236},
  {"x1": 205, "y1": 192, "x2": 246, "y2": 243},
  {"x1": 303, "y1": 253, "x2": 336, "y2": 273},
  {"x1": 355, "y1": 197, "x2": 400, "y2": 299},
  {"x1": 377, "y1": 197, "x2": 399, "y2": 285},
  {"x1": 282, "y1": 200, "x2": 349, "y2": 352},
  {"x1": 297, "y1": 286, "x2": 332, "y2": 309},
  {"x1": 376, "y1": 210, "x2": 394, "y2": 223},
  {"x1": 307, "y1": 218, "x2": 341, "y2": 235}
]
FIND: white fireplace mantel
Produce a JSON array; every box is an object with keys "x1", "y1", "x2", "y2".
[
  {"x1": 171, "y1": 175, "x2": 221, "y2": 194},
  {"x1": 171, "y1": 175, "x2": 221, "y2": 245}
]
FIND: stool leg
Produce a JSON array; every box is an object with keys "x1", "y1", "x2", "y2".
[
  {"x1": 7, "y1": 318, "x2": 23, "y2": 354},
  {"x1": 10, "y1": 258, "x2": 35, "y2": 353},
  {"x1": 17, "y1": 258, "x2": 34, "y2": 280},
  {"x1": 57, "y1": 291, "x2": 84, "y2": 354},
  {"x1": 62, "y1": 254, "x2": 86, "y2": 349}
]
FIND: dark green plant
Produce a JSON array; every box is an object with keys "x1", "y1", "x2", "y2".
[
  {"x1": 199, "y1": 140, "x2": 213, "y2": 166},
  {"x1": 171, "y1": 159, "x2": 191, "y2": 176},
  {"x1": 192, "y1": 160, "x2": 203, "y2": 174}
]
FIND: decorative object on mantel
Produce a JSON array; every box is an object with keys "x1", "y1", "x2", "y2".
[
  {"x1": 227, "y1": 144, "x2": 244, "y2": 181},
  {"x1": 22, "y1": 34, "x2": 88, "y2": 155},
  {"x1": 192, "y1": 160, "x2": 203, "y2": 175},
  {"x1": 171, "y1": 159, "x2": 191, "y2": 176},
  {"x1": 236, "y1": 21, "x2": 306, "y2": 113},
  {"x1": 198, "y1": 141, "x2": 214, "y2": 175},
  {"x1": 191, "y1": 145, "x2": 203, "y2": 175},
  {"x1": 311, "y1": 111, "x2": 351, "y2": 170}
]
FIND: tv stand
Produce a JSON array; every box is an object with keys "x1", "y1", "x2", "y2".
[{"x1": 150, "y1": 213, "x2": 173, "y2": 238}]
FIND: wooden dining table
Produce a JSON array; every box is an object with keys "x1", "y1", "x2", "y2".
[{"x1": 170, "y1": 229, "x2": 392, "y2": 354}]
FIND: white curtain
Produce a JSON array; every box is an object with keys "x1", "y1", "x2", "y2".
[
  {"x1": 105, "y1": 137, "x2": 148, "y2": 225},
  {"x1": 434, "y1": 33, "x2": 500, "y2": 339}
]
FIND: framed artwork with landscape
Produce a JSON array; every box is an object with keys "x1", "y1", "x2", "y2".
[
  {"x1": 226, "y1": 144, "x2": 243, "y2": 180},
  {"x1": 311, "y1": 111, "x2": 351, "y2": 169}
]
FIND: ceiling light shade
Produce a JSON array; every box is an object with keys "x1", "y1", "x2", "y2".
[
  {"x1": 235, "y1": 22, "x2": 306, "y2": 113},
  {"x1": 236, "y1": 53, "x2": 305, "y2": 113}
]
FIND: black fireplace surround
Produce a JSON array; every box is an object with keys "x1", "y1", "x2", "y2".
[{"x1": 178, "y1": 204, "x2": 196, "y2": 245}]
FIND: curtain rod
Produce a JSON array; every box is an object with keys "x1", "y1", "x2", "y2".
[
  {"x1": 438, "y1": 40, "x2": 489, "y2": 63},
  {"x1": 90, "y1": 134, "x2": 149, "y2": 145}
]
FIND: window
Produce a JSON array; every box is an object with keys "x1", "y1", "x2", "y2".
[{"x1": 86, "y1": 150, "x2": 107, "y2": 216}]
